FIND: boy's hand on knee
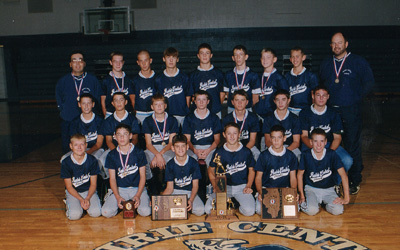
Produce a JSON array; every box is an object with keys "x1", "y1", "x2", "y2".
[
  {"x1": 116, "y1": 196, "x2": 125, "y2": 209},
  {"x1": 133, "y1": 196, "x2": 140, "y2": 208},
  {"x1": 243, "y1": 187, "x2": 253, "y2": 194},
  {"x1": 333, "y1": 197, "x2": 349, "y2": 205},
  {"x1": 299, "y1": 195, "x2": 305, "y2": 205},
  {"x1": 187, "y1": 200, "x2": 193, "y2": 211},
  {"x1": 80, "y1": 199, "x2": 90, "y2": 210}
]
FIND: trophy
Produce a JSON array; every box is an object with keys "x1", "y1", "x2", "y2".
[
  {"x1": 261, "y1": 188, "x2": 299, "y2": 219},
  {"x1": 122, "y1": 200, "x2": 137, "y2": 219},
  {"x1": 206, "y1": 153, "x2": 238, "y2": 221}
]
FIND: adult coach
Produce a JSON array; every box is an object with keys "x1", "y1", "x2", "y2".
[
  {"x1": 319, "y1": 32, "x2": 374, "y2": 195},
  {"x1": 56, "y1": 50, "x2": 101, "y2": 153}
]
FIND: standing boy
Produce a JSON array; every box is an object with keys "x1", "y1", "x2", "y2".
[
  {"x1": 102, "y1": 124, "x2": 151, "y2": 218},
  {"x1": 163, "y1": 134, "x2": 205, "y2": 216},
  {"x1": 224, "y1": 45, "x2": 261, "y2": 113},
  {"x1": 189, "y1": 43, "x2": 225, "y2": 117},
  {"x1": 255, "y1": 125, "x2": 298, "y2": 215},
  {"x1": 297, "y1": 128, "x2": 350, "y2": 215},
  {"x1": 285, "y1": 46, "x2": 318, "y2": 115},
  {"x1": 60, "y1": 134, "x2": 101, "y2": 220}
]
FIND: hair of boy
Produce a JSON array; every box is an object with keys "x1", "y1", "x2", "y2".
[
  {"x1": 232, "y1": 45, "x2": 248, "y2": 55},
  {"x1": 112, "y1": 91, "x2": 127, "y2": 101},
  {"x1": 163, "y1": 47, "x2": 179, "y2": 58},
  {"x1": 137, "y1": 49, "x2": 151, "y2": 58},
  {"x1": 223, "y1": 122, "x2": 240, "y2": 133},
  {"x1": 273, "y1": 89, "x2": 291, "y2": 100},
  {"x1": 312, "y1": 85, "x2": 329, "y2": 95},
  {"x1": 290, "y1": 46, "x2": 304, "y2": 55},
  {"x1": 110, "y1": 51, "x2": 124, "y2": 61},
  {"x1": 70, "y1": 133, "x2": 86, "y2": 143},
  {"x1": 270, "y1": 124, "x2": 285, "y2": 136},
  {"x1": 151, "y1": 93, "x2": 167, "y2": 105},
  {"x1": 79, "y1": 93, "x2": 95, "y2": 103},
  {"x1": 310, "y1": 127, "x2": 327, "y2": 139},
  {"x1": 260, "y1": 48, "x2": 277, "y2": 58},
  {"x1": 69, "y1": 50, "x2": 85, "y2": 62},
  {"x1": 194, "y1": 90, "x2": 210, "y2": 100},
  {"x1": 172, "y1": 133, "x2": 188, "y2": 145},
  {"x1": 332, "y1": 31, "x2": 348, "y2": 42},
  {"x1": 115, "y1": 123, "x2": 132, "y2": 134},
  {"x1": 232, "y1": 89, "x2": 249, "y2": 101},
  {"x1": 198, "y1": 43, "x2": 212, "y2": 54}
]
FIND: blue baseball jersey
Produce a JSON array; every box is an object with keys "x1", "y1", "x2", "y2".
[
  {"x1": 182, "y1": 110, "x2": 222, "y2": 146},
  {"x1": 210, "y1": 143, "x2": 255, "y2": 186},
  {"x1": 262, "y1": 110, "x2": 301, "y2": 146},
  {"x1": 253, "y1": 69, "x2": 289, "y2": 117},
  {"x1": 319, "y1": 53, "x2": 374, "y2": 107},
  {"x1": 142, "y1": 113, "x2": 179, "y2": 145},
  {"x1": 299, "y1": 148, "x2": 343, "y2": 188},
  {"x1": 60, "y1": 153, "x2": 100, "y2": 193},
  {"x1": 102, "y1": 111, "x2": 141, "y2": 147},
  {"x1": 299, "y1": 105, "x2": 343, "y2": 143},
  {"x1": 132, "y1": 71, "x2": 156, "y2": 112},
  {"x1": 69, "y1": 114, "x2": 104, "y2": 149},
  {"x1": 56, "y1": 73, "x2": 101, "y2": 121},
  {"x1": 165, "y1": 156, "x2": 202, "y2": 191},
  {"x1": 155, "y1": 69, "x2": 193, "y2": 116},
  {"x1": 101, "y1": 72, "x2": 134, "y2": 113},
  {"x1": 189, "y1": 66, "x2": 225, "y2": 114},
  {"x1": 224, "y1": 67, "x2": 261, "y2": 109},
  {"x1": 254, "y1": 147, "x2": 298, "y2": 188},
  {"x1": 222, "y1": 110, "x2": 260, "y2": 146},
  {"x1": 285, "y1": 68, "x2": 319, "y2": 110},
  {"x1": 105, "y1": 145, "x2": 147, "y2": 188}
]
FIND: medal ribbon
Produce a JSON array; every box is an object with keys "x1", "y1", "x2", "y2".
[
  {"x1": 71, "y1": 73, "x2": 85, "y2": 98},
  {"x1": 118, "y1": 144, "x2": 132, "y2": 173},
  {"x1": 111, "y1": 71, "x2": 124, "y2": 91},
  {"x1": 234, "y1": 67, "x2": 247, "y2": 89},
  {"x1": 261, "y1": 73, "x2": 271, "y2": 95},
  {"x1": 333, "y1": 53, "x2": 349, "y2": 80},
  {"x1": 234, "y1": 110, "x2": 248, "y2": 134},
  {"x1": 153, "y1": 114, "x2": 167, "y2": 143}
]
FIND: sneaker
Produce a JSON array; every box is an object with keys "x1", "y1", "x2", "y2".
[
  {"x1": 334, "y1": 185, "x2": 342, "y2": 197},
  {"x1": 350, "y1": 183, "x2": 360, "y2": 195}
]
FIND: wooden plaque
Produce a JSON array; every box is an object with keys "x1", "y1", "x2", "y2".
[
  {"x1": 122, "y1": 200, "x2": 137, "y2": 219},
  {"x1": 151, "y1": 195, "x2": 188, "y2": 221},
  {"x1": 261, "y1": 188, "x2": 298, "y2": 219}
]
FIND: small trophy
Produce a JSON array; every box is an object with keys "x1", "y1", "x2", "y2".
[{"x1": 123, "y1": 200, "x2": 137, "y2": 219}]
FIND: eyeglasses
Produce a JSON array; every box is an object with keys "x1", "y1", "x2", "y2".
[
  {"x1": 115, "y1": 133, "x2": 130, "y2": 138},
  {"x1": 71, "y1": 58, "x2": 84, "y2": 63}
]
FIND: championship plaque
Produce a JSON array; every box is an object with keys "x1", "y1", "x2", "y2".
[
  {"x1": 261, "y1": 188, "x2": 298, "y2": 219},
  {"x1": 123, "y1": 200, "x2": 137, "y2": 219},
  {"x1": 151, "y1": 195, "x2": 188, "y2": 221}
]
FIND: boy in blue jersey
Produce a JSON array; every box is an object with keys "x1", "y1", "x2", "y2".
[
  {"x1": 163, "y1": 134, "x2": 205, "y2": 216},
  {"x1": 56, "y1": 50, "x2": 101, "y2": 153},
  {"x1": 155, "y1": 47, "x2": 193, "y2": 126},
  {"x1": 253, "y1": 48, "x2": 289, "y2": 119},
  {"x1": 298, "y1": 128, "x2": 350, "y2": 216},
  {"x1": 132, "y1": 50, "x2": 156, "y2": 124},
  {"x1": 262, "y1": 90, "x2": 301, "y2": 158},
  {"x1": 224, "y1": 45, "x2": 261, "y2": 113},
  {"x1": 205, "y1": 122, "x2": 256, "y2": 216},
  {"x1": 222, "y1": 90, "x2": 261, "y2": 160},
  {"x1": 299, "y1": 86, "x2": 352, "y2": 187},
  {"x1": 255, "y1": 125, "x2": 298, "y2": 215},
  {"x1": 189, "y1": 43, "x2": 225, "y2": 118},
  {"x1": 285, "y1": 47, "x2": 319, "y2": 115},
  {"x1": 142, "y1": 94, "x2": 179, "y2": 194},
  {"x1": 101, "y1": 51, "x2": 135, "y2": 118},
  {"x1": 60, "y1": 134, "x2": 101, "y2": 220},
  {"x1": 102, "y1": 124, "x2": 151, "y2": 218}
]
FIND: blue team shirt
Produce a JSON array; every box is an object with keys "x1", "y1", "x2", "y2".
[
  {"x1": 222, "y1": 110, "x2": 260, "y2": 146},
  {"x1": 165, "y1": 156, "x2": 202, "y2": 191},
  {"x1": 105, "y1": 144, "x2": 147, "y2": 188},
  {"x1": 142, "y1": 113, "x2": 179, "y2": 145},
  {"x1": 69, "y1": 113, "x2": 104, "y2": 149},
  {"x1": 254, "y1": 147, "x2": 298, "y2": 188},
  {"x1": 210, "y1": 143, "x2": 255, "y2": 186},
  {"x1": 189, "y1": 66, "x2": 225, "y2": 114},
  {"x1": 319, "y1": 53, "x2": 374, "y2": 107},
  {"x1": 224, "y1": 67, "x2": 261, "y2": 109},
  {"x1": 60, "y1": 153, "x2": 100, "y2": 193},
  {"x1": 132, "y1": 71, "x2": 156, "y2": 112},
  {"x1": 56, "y1": 73, "x2": 101, "y2": 121},
  {"x1": 253, "y1": 69, "x2": 289, "y2": 117},
  {"x1": 299, "y1": 105, "x2": 343, "y2": 143},
  {"x1": 155, "y1": 69, "x2": 193, "y2": 116},
  {"x1": 299, "y1": 148, "x2": 343, "y2": 188},
  {"x1": 102, "y1": 111, "x2": 141, "y2": 147},
  {"x1": 182, "y1": 110, "x2": 222, "y2": 146},
  {"x1": 285, "y1": 68, "x2": 319, "y2": 110},
  {"x1": 101, "y1": 72, "x2": 134, "y2": 113},
  {"x1": 262, "y1": 110, "x2": 301, "y2": 146}
]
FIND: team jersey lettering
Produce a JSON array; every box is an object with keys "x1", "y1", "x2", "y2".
[
  {"x1": 240, "y1": 130, "x2": 249, "y2": 141},
  {"x1": 164, "y1": 86, "x2": 183, "y2": 98},
  {"x1": 111, "y1": 88, "x2": 129, "y2": 96},
  {"x1": 194, "y1": 128, "x2": 214, "y2": 141},
  {"x1": 230, "y1": 83, "x2": 250, "y2": 93},
  {"x1": 174, "y1": 175, "x2": 193, "y2": 188},
  {"x1": 226, "y1": 161, "x2": 247, "y2": 175},
  {"x1": 269, "y1": 166, "x2": 290, "y2": 180},
  {"x1": 139, "y1": 87, "x2": 153, "y2": 99},
  {"x1": 343, "y1": 69, "x2": 352, "y2": 75},
  {"x1": 199, "y1": 79, "x2": 218, "y2": 90},
  {"x1": 72, "y1": 174, "x2": 91, "y2": 188},
  {"x1": 310, "y1": 125, "x2": 331, "y2": 134},
  {"x1": 86, "y1": 131, "x2": 98, "y2": 142},
  {"x1": 117, "y1": 164, "x2": 139, "y2": 179},
  {"x1": 151, "y1": 132, "x2": 171, "y2": 143},
  {"x1": 261, "y1": 86, "x2": 274, "y2": 96},
  {"x1": 289, "y1": 84, "x2": 307, "y2": 96},
  {"x1": 285, "y1": 129, "x2": 292, "y2": 138},
  {"x1": 309, "y1": 168, "x2": 332, "y2": 183}
]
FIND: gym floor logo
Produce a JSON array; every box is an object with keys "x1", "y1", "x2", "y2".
[{"x1": 95, "y1": 221, "x2": 370, "y2": 250}]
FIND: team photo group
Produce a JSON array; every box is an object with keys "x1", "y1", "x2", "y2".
[{"x1": 56, "y1": 31, "x2": 374, "y2": 221}]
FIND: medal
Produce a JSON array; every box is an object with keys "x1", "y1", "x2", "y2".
[
  {"x1": 111, "y1": 71, "x2": 125, "y2": 92},
  {"x1": 261, "y1": 71, "x2": 272, "y2": 98},
  {"x1": 162, "y1": 142, "x2": 166, "y2": 146},
  {"x1": 118, "y1": 144, "x2": 132, "y2": 177},
  {"x1": 261, "y1": 96, "x2": 265, "y2": 100},
  {"x1": 234, "y1": 110, "x2": 248, "y2": 135},
  {"x1": 234, "y1": 67, "x2": 247, "y2": 90},
  {"x1": 71, "y1": 73, "x2": 86, "y2": 102},
  {"x1": 153, "y1": 113, "x2": 167, "y2": 146},
  {"x1": 333, "y1": 53, "x2": 349, "y2": 84},
  {"x1": 335, "y1": 78, "x2": 340, "y2": 84},
  {"x1": 77, "y1": 96, "x2": 80, "y2": 101}
]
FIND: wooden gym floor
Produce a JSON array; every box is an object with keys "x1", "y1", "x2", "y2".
[{"x1": 0, "y1": 98, "x2": 399, "y2": 250}]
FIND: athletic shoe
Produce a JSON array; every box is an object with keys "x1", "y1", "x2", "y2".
[{"x1": 350, "y1": 183, "x2": 360, "y2": 195}]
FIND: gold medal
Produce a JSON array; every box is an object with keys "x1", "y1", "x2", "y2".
[
  {"x1": 77, "y1": 96, "x2": 80, "y2": 101},
  {"x1": 161, "y1": 142, "x2": 166, "y2": 146},
  {"x1": 335, "y1": 78, "x2": 339, "y2": 84},
  {"x1": 261, "y1": 96, "x2": 265, "y2": 100}
]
